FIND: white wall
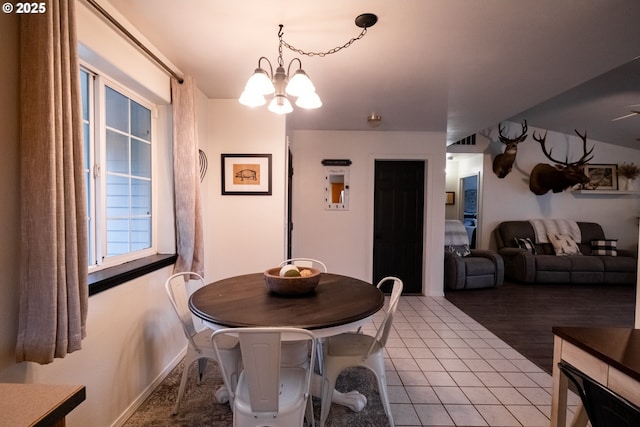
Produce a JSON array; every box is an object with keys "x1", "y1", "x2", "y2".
[
  {"x1": 481, "y1": 124, "x2": 640, "y2": 251},
  {"x1": 289, "y1": 130, "x2": 447, "y2": 296},
  {"x1": 0, "y1": 5, "x2": 186, "y2": 427},
  {"x1": 201, "y1": 100, "x2": 287, "y2": 281}
]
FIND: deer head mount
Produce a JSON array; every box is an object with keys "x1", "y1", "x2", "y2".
[
  {"x1": 529, "y1": 129, "x2": 594, "y2": 195},
  {"x1": 492, "y1": 120, "x2": 528, "y2": 178}
]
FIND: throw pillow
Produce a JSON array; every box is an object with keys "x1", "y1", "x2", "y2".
[
  {"x1": 591, "y1": 239, "x2": 618, "y2": 256},
  {"x1": 547, "y1": 233, "x2": 582, "y2": 256},
  {"x1": 514, "y1": 237, "x2": 537, "y2": 254},
  {"x1": 448, "y1": 244, "x2": 471, "y2": 257}
]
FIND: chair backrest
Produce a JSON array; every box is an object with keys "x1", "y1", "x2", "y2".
[
  {"x1": 558, "y1": 362, "x2": 640, "y2": 427},
  {"x1": 165, "y1": 272, "x2": 206, "y2": 347},
  {"x1": 444, "y1": 219, "x2": 470, "y2": 247},
  {"x1": 365, "y1": 277, "x2": 403, "y2": 359},
  {"x1": 212, "y1": 327, "x2": 316, "y2": 414},
  {"x1": 279, "y1": 257, "x2": 328, "y2": 272}
]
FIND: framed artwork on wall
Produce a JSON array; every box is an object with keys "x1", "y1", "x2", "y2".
[
  {"x1": 445, "y1": 191, "x2": 455, "y2": 205},
  {"x1": 583, "y1": 164, "x2": 618, "y2": 190},
  {"x1": 221, "y1": 153, "x2": 272, "y2": 195}
]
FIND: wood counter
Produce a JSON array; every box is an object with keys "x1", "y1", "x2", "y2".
[{"x1": 0, "y1": 383, "x2": 85, "y2": 427}]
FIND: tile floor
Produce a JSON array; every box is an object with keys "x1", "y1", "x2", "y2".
[{"x1": 359, "y1": 294, "x2": 582, "y2": 427}]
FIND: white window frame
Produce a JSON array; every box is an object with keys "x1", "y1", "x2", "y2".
[{"x1": 82, "y1": 64, "x2": 159, "y2": 272}]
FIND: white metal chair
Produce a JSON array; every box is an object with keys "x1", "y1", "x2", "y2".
[
  {"x1": 279, "y1": 258, "x2": 328, "y2": 272},
  {"x1": 279, "y1": 257, "x2": 328, "y2": 375},
  {"x1": 212, "y1": 327, "x2": 317, "y2": 427},
  {"x1": 319, "y1": 276, "x2": 403, "y2": 427},
  {"x1": 165, "y1": 272, "x2": 241, "y2": 414}
]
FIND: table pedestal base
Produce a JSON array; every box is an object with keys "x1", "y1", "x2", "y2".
[{"x1": 214, "y1": 379, "x2": 368, "y2": 413}]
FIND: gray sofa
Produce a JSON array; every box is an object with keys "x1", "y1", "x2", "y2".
[{"x1": 494, "y1": 221, "x2": 636, "y2": 284}]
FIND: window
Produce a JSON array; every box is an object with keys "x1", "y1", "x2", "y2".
[{"x1": 81, "y1": 68, "x2": 156, "y2": 270}]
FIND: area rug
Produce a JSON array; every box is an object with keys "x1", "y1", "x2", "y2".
[{"x1": 123, "y1": 361, "x2": 389, "y2": 426}]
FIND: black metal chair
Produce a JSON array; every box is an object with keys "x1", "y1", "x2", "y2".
[{"x1": 558, "y1": 361, "x2": 640, "y2": 427}]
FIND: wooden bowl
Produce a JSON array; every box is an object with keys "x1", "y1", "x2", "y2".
[{"x1": 263, "y1": 267, "x2": 321, "y2": 296}]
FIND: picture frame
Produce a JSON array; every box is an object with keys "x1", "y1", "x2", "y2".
[
  {"x1": 583, "y1": 164, "x2": 618, "y2": 190},
  {"x1": 445, "y1": 191, "x2": 455, "y2": 205},
  {"x1": 221, "y1": 154, "x2": 272, "y2": 195}
]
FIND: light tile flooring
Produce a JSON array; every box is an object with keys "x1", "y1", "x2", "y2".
[{"x1": 359, "y1": 294, "x2": 582, "y2": 426}]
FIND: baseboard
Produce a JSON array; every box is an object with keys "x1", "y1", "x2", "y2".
[{"x1": 110, "y1": 347, "x2": 187, "y2": 427}]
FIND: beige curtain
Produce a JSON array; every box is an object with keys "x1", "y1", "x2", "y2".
[
  {"x1": 172, "y1": 76, "x2": 205, "y2": 276},
  {"x1": 16, "y1": 0, "x2": 88, "y2": 364}
]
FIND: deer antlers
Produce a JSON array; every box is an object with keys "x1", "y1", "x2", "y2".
[
  {"x1": 532, "y1": 129, "x2": 594, "y2": 167},
  {"x1": 498, "y1": 120, "x2": 528, "y2": 145},
  {"x1": 529, "y1": 129, "x2": 594, "y2": 195},
  {"x1": 492, "y1": 120, "x2": 528, "y2": 178}
]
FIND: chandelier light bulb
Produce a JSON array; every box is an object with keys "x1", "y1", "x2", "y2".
[{"x1": 268, "y1": 94, "x2": 293, "y2": 114}]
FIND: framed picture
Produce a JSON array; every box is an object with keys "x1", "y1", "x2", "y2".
[
  {"x1": 583, "y1": 164, "x2": 618, "y2": 190},
  {"x1": 445, "y1": 191, "x2": 455, "y2": 205},
  {"x1": 221, "y1": 154, "x2": 272, "y2": 195}
]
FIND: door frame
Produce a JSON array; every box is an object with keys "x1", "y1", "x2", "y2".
[
  {"x1": 365, "y1": 153, "x2": 444, "y2": 296},
  {"x1": 459, "y1": 172, "x2": 481, "y2": 249}
]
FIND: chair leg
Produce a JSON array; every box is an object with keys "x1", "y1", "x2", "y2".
[
  {"x1": 315, "y1": 338, "x2": 324, "y2": 375},
  {"x1": 197, "y1": 358, "x2": 208, "y2": 384},
  {"x1": 172, "y1": 358, "x2": 193, "y2": 415},
  {"x1": 305, "y1": 395, "x2": 315, "y2": 427},
  {"x1": 372, "y1": 362, "x2": 394, "y2": 427},
  {"x1": 319, "y1": 374, "x2": 336, "y2": 427}
]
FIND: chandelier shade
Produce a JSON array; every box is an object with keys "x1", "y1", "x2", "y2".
[
  {"x1": 296, "y1": 91, "x2": 322, "y2": 109},
  {"x1": 238, "y1": 89, "x2": 266, "y2": 107},
  {"x1": 240, "y1": 57, "x2": 319, "y2": 113},
  {"x1": 245, "y1": 68, "x2": 274, "y2": 95}
]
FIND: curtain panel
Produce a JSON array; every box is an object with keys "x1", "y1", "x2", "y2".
[
  {"x1": 17, "y1": 0, "x2": 88, "y2": 364},
  {"x1": 171, "y1": 76, "x2": 205, "y2": 276}
]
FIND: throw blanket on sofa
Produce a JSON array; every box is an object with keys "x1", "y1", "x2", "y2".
[
  {"x1": 529, "y1": 219, "x2": 581, "y2": 244},
  {"x1": 444, "y1": 220, "x2": 469, "y2": 246}
]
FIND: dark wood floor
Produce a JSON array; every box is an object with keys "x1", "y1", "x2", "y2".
[{"x1": 445, "y1": 281, "x2": 636, "y2": 374}]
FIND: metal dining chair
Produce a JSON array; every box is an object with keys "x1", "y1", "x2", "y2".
[
  {"x1": 319, "y1": 276, "x2": 403, "y2": 427},
  {"x1": 279, "y1": 257, "x2": 328, "y2": 374},
  {"x1": 212, "y1": 327, "x2": 317, "y2": 427},
  {"x1": 558, "y1": 361, "x2": 640, "y2": 427},
  {"x1": 164, "y1": 272, "x2": 241, "y2": 414}
]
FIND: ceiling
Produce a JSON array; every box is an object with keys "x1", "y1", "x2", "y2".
[{"x1": 105, "y1": 0, "x2": 640, "y2": 148}]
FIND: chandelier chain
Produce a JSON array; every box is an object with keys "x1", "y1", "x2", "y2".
[{"x1": 280, "y1": 27, "x2": 368, "y2": 58}]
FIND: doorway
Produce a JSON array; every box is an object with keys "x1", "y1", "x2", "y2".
[
  {"x1": 372, "y1": 160, "x2": 424, "y2": 294},
  {"x1": 460, "y1": 173, "x2": 479, "y2": 249}
]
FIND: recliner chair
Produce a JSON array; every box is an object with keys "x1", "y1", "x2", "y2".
[{"x1": 444, "y1": 219, "x2": 504, "y2": 290}]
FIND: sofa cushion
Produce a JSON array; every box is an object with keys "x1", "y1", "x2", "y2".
[
  {"x1": 463, "y1": 257, "x2": 498, "y2": 276},
  {"x1": 535, "y1": 254, "x2": 572, "y2": 271},
  {"x1": 591, "y1": 239, "x2": 618, "y2": 256},
  {"x1": 514, "y1": 237, "x2": 537, "y2": 254},
  {"x1": 600, "y1": 256, "x2": 636, "y2": 272},
  {"x1": 548, "y1": 233, "x2": 582, "y2": 256},
  {"x1": 568, "y1": 256, "x2": 604, "y2": 272}
]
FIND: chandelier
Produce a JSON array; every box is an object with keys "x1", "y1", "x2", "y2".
[{"x1": 239, "y1": 14, "x2": 378, "y2": 115}]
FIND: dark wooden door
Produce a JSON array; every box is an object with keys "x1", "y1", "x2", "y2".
[{"x1": 373, "y1": 160, "x2": 424, "y2": 294}]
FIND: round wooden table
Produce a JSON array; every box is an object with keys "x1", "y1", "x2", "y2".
[
  {"x1": 189, "y1": 272, "x2": 385, "y2": 338},
  {"x1": 189, "y1": 272, "x2": 384, "y2": 412}
]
